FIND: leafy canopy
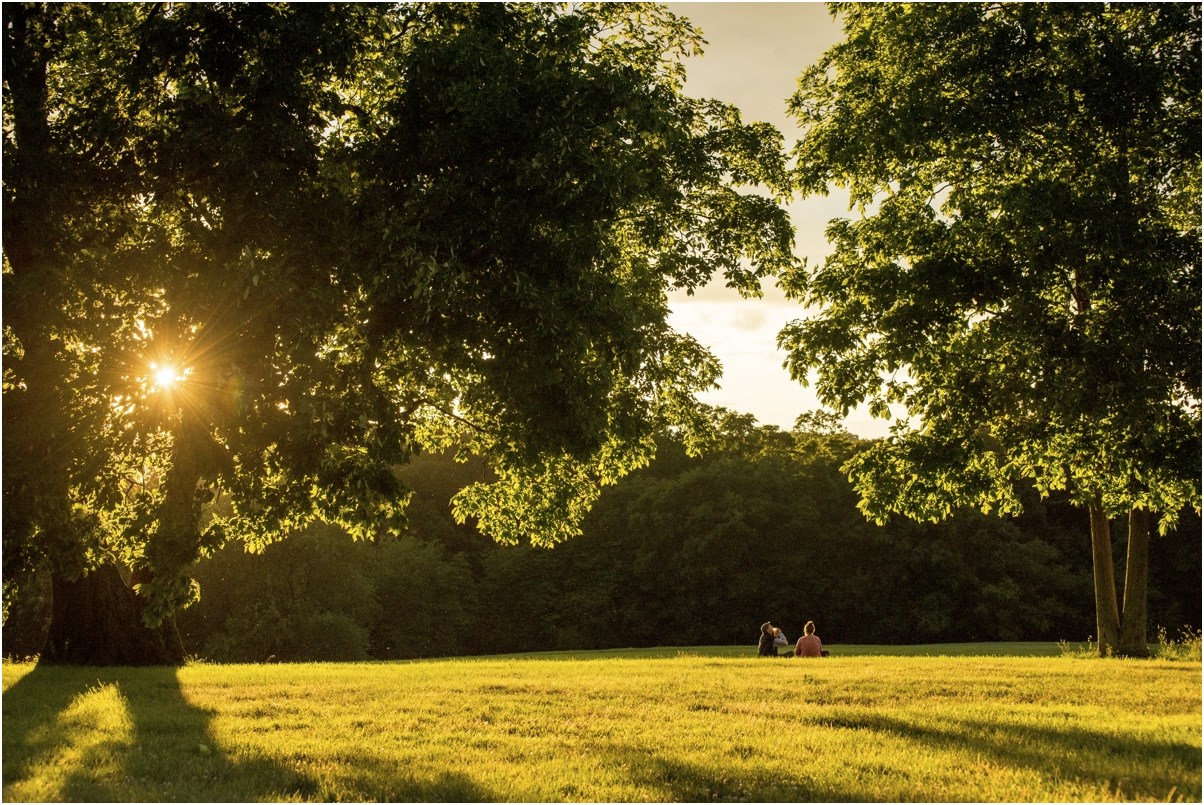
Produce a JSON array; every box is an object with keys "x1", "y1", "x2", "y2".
[
  {"x1": 2, "y1": 2, "x2": 795, "y2": 621},
  {"x1": 779, "y1": 3, "x2": 1200, "y2": 527}
]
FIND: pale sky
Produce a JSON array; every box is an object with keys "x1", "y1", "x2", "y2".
[{"x1": 664, "y1": 3, "x2": 892, "y2": 438}]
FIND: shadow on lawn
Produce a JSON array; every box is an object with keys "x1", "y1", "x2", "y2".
[
  {"x1": 603, "y1": 743, "x2": 877, "y2": 803},
  {"x1": 2, "y1": 664, "x2": 315, "y2": 801},
  {"x1": 597, "y1": 709, "x2": 1199, "y2": 803},
  {"x1": 332, "y1": 754, "x2": 497, "y2": 802},
  {"x1": 811, "y1": 711, "x2": 1199, "y2": 801}
]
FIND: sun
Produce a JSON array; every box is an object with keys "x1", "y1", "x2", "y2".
[{"x1": 151, "y1": 362, "x2": 181, "y2": 390}]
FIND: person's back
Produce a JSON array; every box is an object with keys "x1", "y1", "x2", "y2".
[{"x1": 794, "y1": 620, "x2": 824, "y2": 658}]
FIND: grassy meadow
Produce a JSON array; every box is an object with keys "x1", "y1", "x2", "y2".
[{"x1": 3, "y1": 645, "x2": 1200, "y2": 802}]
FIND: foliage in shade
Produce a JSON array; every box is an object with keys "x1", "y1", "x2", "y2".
[
  {"x1": 780, "y1": 2, "x2": 1201, "y2": 656},
  {"x1": 2, "y1": 2, "x2": 794, "y2": 661},
  {"x1": 5, "y1": 421, "x2": 1198, "y2": 660},
  {"x1": 173, "y1": 426, "x2": 1196, "y2": 658}
]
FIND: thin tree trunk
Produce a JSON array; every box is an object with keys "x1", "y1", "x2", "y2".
[
  {"x1": 1119, "y1": 506, "x2": 1151, "y2": 657},
  {"x1": 1088, "y1": 496, "x2": 1121, "y2": 656},
  {"x1": 41, "y1": 563, "x2": 185, "y2": 665}
]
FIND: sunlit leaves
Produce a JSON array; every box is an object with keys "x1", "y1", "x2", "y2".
[
  {"x1": 4, "y1": 2, "x2": 796, "y2": 629},
  {"x1": 782, "y1": 3, "x2": 1200, "y2": 524}
]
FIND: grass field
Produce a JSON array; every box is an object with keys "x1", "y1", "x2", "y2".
[{"x1": 3, "y1": 644, "x2": 1200, "y2": 802}]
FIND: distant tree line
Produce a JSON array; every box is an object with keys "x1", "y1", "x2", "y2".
[{"x1": 7, "y1": 417, "x2": 1195, "y2": 661}]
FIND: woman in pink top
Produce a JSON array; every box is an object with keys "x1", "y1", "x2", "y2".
[{"x1": 794, "y1": 620, "x2": 825, "y2": 657}]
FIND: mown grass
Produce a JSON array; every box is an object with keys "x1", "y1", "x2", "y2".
[{"x1": 3, "y1": 644, "x2": 1199, "y2": 802}]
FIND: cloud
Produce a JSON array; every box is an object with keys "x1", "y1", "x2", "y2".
[
  {"x1": 731, "y1": 306, "x2": 766, "y2": 333},
  {"x1": 655, "y1": 3, "x2": 895, "y2": 439}
]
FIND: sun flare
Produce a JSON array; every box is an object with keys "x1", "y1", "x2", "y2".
[{"x1": 151, "y1": 363, "x2": 181, "y2": 390}]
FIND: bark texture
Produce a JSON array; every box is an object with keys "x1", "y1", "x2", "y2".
[
  {"x1": 1119, "y1": 506, "x2": 1151, "y2": 657},
  {"x1": 41, "y1": 563, "x2": 185, "y2": 666},
  {"x1": 1088, "y1": 497, "x2": 1121, "y2": 656}
]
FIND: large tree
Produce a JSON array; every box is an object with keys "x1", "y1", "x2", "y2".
[
  {"x1": 780, "y1": 3, "x2": 1200, "y2": 656},
  {"x1": 2, "y1": 2, "x2": 794, "y2": 664}
]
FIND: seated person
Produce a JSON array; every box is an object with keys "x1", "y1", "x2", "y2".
[
  {"x1": 794, "y1": 620, "x2": 827, "y2": 657},
  {"x1": 758, "y1": 621, "x2": 783, "y2": 657}
]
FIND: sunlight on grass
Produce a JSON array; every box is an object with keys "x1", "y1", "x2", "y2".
[
  {"x1": 1156, "y1": 626, "x2": 1203, "y2": 663},
  {"x1": 7, "y1": 682, "x2": 134, "y2": 802},
  {"x1": 3, "y1": 650, "x2": 1200, "y2": 802}
]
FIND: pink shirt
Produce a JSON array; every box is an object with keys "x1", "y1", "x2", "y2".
[{"x1": 795, "y1": 634, "x2": 823, "y2": 657}]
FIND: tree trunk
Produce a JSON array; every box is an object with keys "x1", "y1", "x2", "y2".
[
  {"x1": 1118, "y1": 506, "x2": 1151, "y2": 657},
  {"x1": 40, "y1": 563, "x2": 185, "y2": 666},
  {"x1": 1088, "y1": 496, "x2": 1121, "y2": 656}
]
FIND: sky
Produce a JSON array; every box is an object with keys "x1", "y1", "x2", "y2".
[{"x1": 662, "y1": 3, "x2": 892, "y2": 438}]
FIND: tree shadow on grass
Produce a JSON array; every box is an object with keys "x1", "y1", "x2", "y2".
[
  {"x1": 599, "y1": 743, "x2": 878, "y2": 803},
  {"x1": 3, "y1": 664, "x2": 316, "y2": 801},
  {"x1": 809, "y1": 711, "x2": 1200, "y2": 801},
  {"x1": 325, "y1": 753, "x2": 497, "y2": 802},
  {"x1": 593, "y1": 709, "x2": 1199, "y2": 804}
]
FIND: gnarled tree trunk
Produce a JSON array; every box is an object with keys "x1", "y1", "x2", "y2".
[{"x1": 41, "y1": 563, "x2": 184, "y2": 666}]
